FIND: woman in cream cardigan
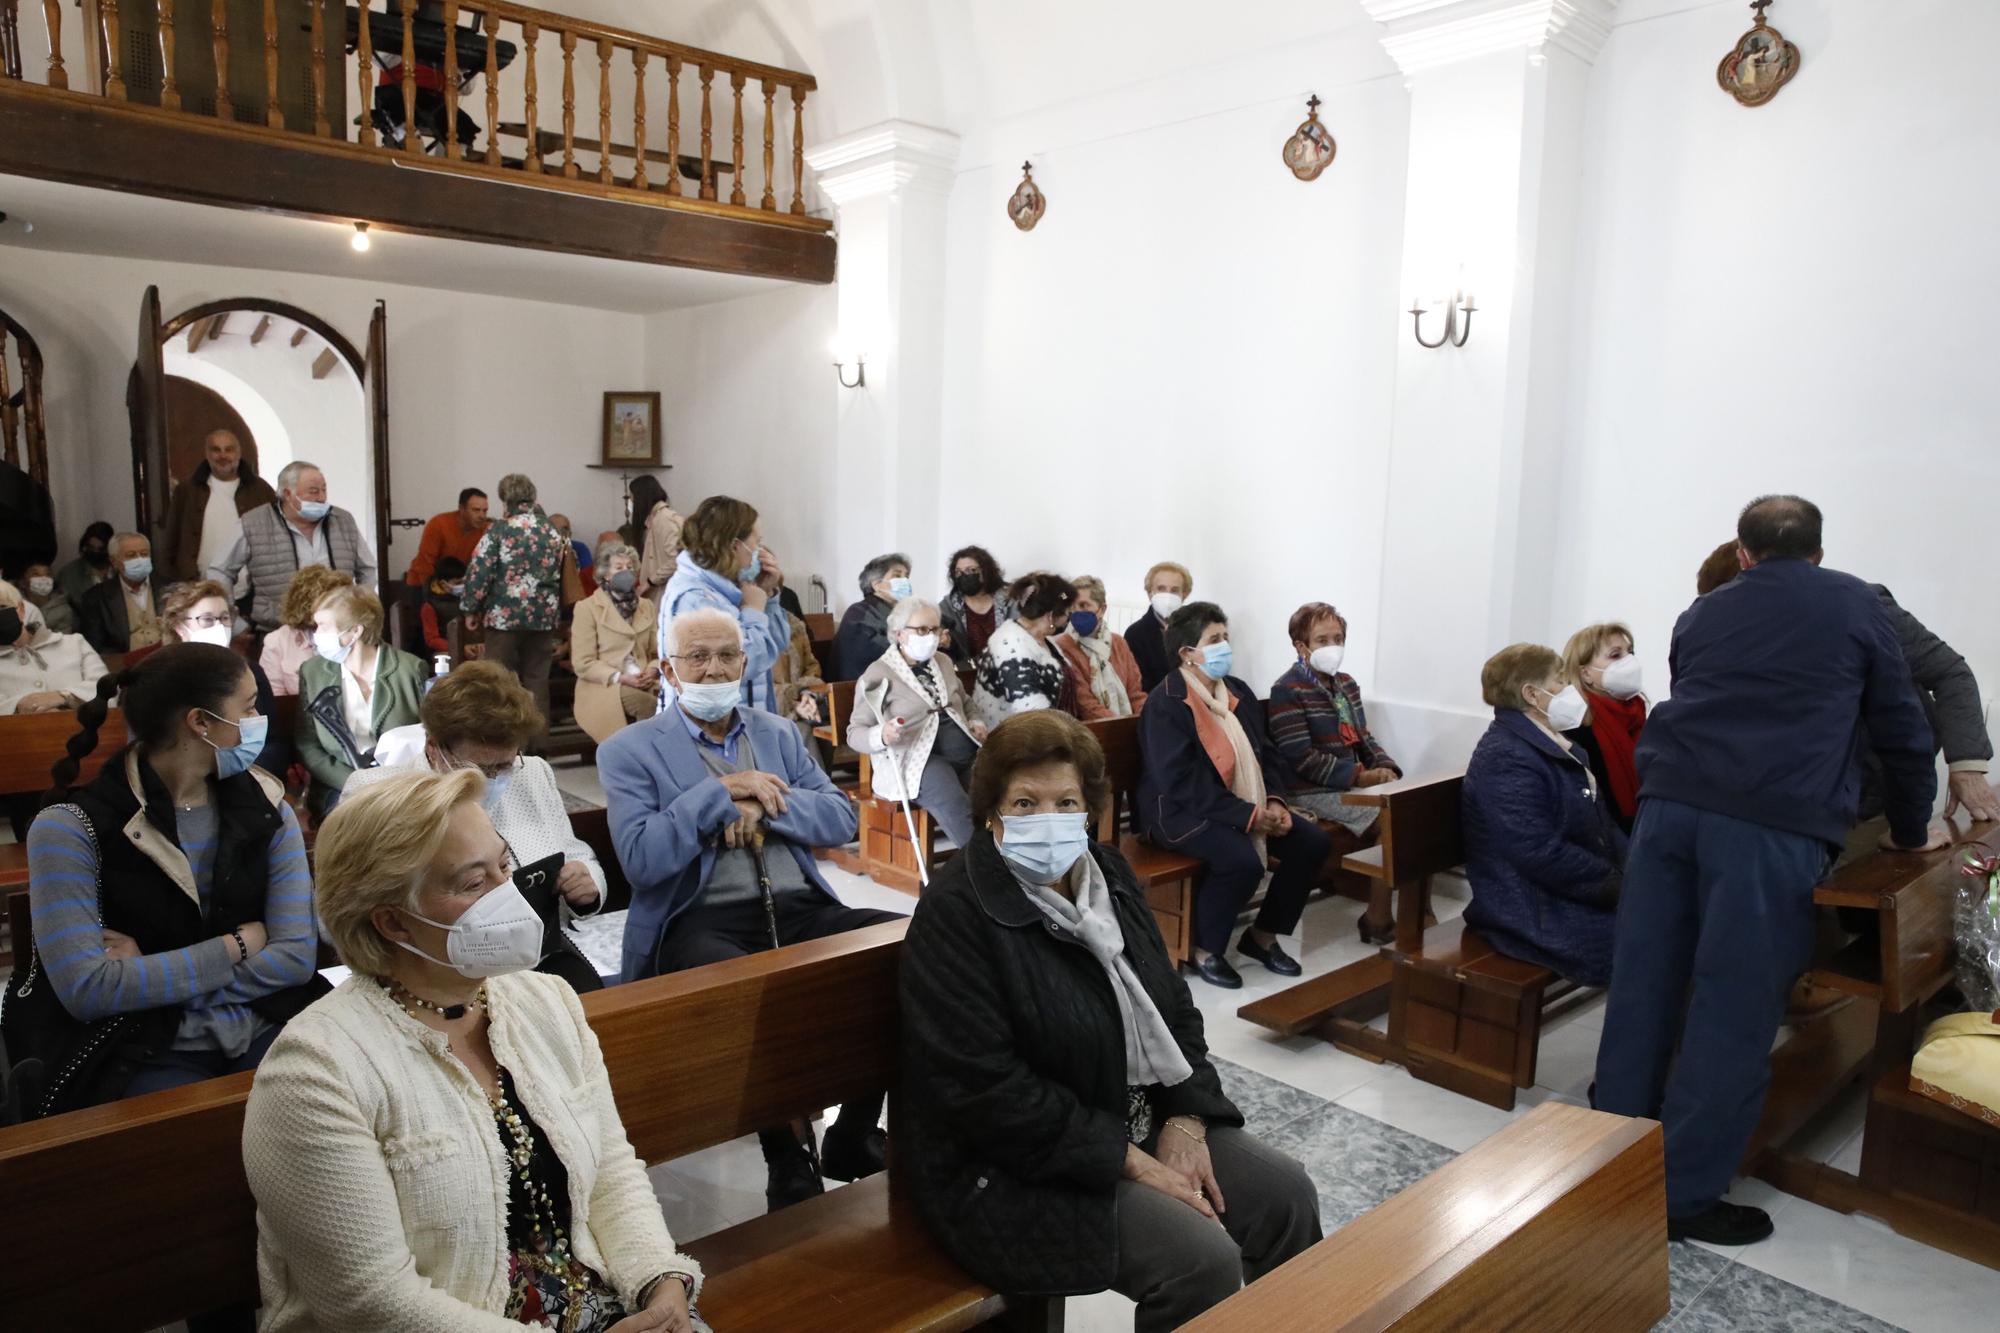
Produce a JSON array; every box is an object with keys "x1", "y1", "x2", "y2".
[
  {"x1": 242, "y1": 768, "x2": 705, "y2": 1332},
  {"x1": 571, "y1": 540, "x2": 661, "y2": 742}
]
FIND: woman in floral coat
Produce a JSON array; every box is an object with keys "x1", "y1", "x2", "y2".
[{"x1": 458, "y1": 473, "x2": 568, "y2": 719}]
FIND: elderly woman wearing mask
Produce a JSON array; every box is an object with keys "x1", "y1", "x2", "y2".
[
  {"x1": 847, "y1": 597, "x2": 988, "y2": 848},
  {"x1": 17, "y1": 560, "x2": 76, "y2": 634},
  {"x1": 134, "y1": 579, "x2": 293, "y2": 776},
  {"x1": 900, "y1": 710, "x2": 1321, "y2": 1331},
  {"x1": 0, "y1": 578, "x2": 107, "y2": 715},
  {"x1": 241, "y1": 769, "x2": 706, "y2": 1332},
  {"x1": 572, "y1": 540, "x2": 660, "y2": 743},
  {"x1": 1053, "y1": 575, "x2": 1147, "y2": 721},
  {"x1": 834, "y1": 552, "x2": 912, "y2": 681},
  {"x1": 1560, "y1": 622, "x2": 1648, "y2": 836},
  {"x1": 971, "y1": 572, "x2": 1077, "y2": 727},
  {"x1": 258, "y1": 566, "x2": 356, "y2": 696},
  {"x1": 937, "y1": 545, "x2": 1014, "y2": 661}
]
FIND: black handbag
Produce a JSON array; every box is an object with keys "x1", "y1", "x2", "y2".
[{"x1": 513, "y1": 850, "x2": 604, "y2": 994}]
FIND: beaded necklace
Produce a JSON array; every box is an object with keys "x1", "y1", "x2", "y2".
[
  {"x1": 383, "y1": 979, "x2": 488, "y2": 1022},
  {"x1": 491, "y1": 1072, "x2": 590, "y2": 1330}
]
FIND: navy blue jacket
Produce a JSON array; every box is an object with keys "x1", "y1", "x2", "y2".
[
  {"x1": 1136, "y1": 669, "x2": 1292, "y2": 846},
  {"x1": 1461, "y1": 709, "x2": 1625, "y2": 986},
  {"x1": 1639, "y1": 557, "x2": 1935, "y2": 849}
]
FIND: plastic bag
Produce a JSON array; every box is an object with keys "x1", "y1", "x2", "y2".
[{"x1": 1953, "y1": 842, "x2": 2000, "y2": 1013}]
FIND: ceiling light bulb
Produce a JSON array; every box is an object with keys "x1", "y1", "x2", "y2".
[{"x1": 351, "y1": 222, "x2": 371, "y2": 253}]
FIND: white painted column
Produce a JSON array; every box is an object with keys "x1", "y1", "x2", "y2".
[
  {"x1": 1362, "y1": 0, "x2": 1615, "y2": 769},
  {"x1": 804, "y1": 121, "x2": 960, "y2": 608}
]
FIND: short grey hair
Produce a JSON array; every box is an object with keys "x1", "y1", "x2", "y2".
[
  {"x1": 664, "y1": 606, "x2": 745, "y2": 659},
  {"x1": 595, "y1": 539, "x2": 638, "y2": 570},
  {"x1": 1070, "y1": 574, "x2": 1107, "y2": 607},
  {"x1": 886, "y1": 596, "x2": 940, "y2": 634},
  {"x1": 857, "y1": 552, "x2": 911, "y2": 598},
  {"x1": 497, "y1": 473, "x2": 537, "y2": 508},
  {"x1": 276, "y1": 461, "x2": 323, "y2": 494},
  {"x1": 113, "y1": 531, "x2": 149, "y2": 558}
]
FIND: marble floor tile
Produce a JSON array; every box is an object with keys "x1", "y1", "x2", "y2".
[
  {"x1": 1200, "y1": 1022, "x2": 1388, "y2": 1104},
  {"x1": 1063, "y1": 1288, "x2": 1139, "y2": 1332},
  {"x1": 1732, "y1": 1194, "x2": 2000, "y2": 1333},
  {"x1": 1210, "y1": 1056, "x2": 1337, "y2": 1138},
  {"x1": 1334, "y1": 1065, "x2": 1526, "y2": 1153},
  {"x1": 1667, "y1": 1259, "x2": 1905, "y2": 1333},
  {"x1": 1529, "y1": 1008, "x2": 1605, "y2": 1099},
  {"x1": 1263, "y1": 1099, "x2": 1457, "y2": 1229},
  {"x1": 553, "y1": 762, "x2": 609, "y2": 807},
  {"x1": 1662, "y1": 1241, "x2": 1734, "y2": 1329}
]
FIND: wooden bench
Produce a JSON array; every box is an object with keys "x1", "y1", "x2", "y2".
[
  {"x1": 0, "y1": 709, "x2": 129, "y2": 797},
  {"x1": 0, "y1": 921, "x2": 1055, "y2": 1331},
  {"x1": 1390, "y1": 925, "x2": 1565, "y2": 1111},
  {"x1": 1184, "y1": 1101, "x2": 1668, "y2": 1332},
  {"x1": 1086, "y1": 714, "x2": 1203, "y2": 964}
]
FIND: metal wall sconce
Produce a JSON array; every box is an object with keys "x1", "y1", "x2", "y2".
[
  {"x1": 1409, "y1": 291, "x2": 1476, "y2": 348},
  {"x1": 833, "y1": 351, "x2": 867, "y2": 389}
]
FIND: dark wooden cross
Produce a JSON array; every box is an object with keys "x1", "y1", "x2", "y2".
[
  {"x1": 1021, "y1": 161, "x2": 1033, "y2": 175},
  {"x1": 1750, "y1": 0, "x2": 1772, "y2": 21},
  {"x1": 1307, "y1": 94, "x2": 1322, "y2": 117}
]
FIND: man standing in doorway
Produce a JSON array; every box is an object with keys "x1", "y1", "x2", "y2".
[
  {"x1": 404, "y1": 486, "x2": 489, "y2": 587},
  {"x1": 158, "y1": 429, "x2": 278, "y2": 583},
  {"x1": 1593, "y1": 495, "x2": 1946, "y2": 1246},
  {"x1": 211, "y1": 459, "x2": 378, "y2": 633}
]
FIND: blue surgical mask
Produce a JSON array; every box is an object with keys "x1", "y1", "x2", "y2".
[
  {"x1": 122, "y1": 556, "x2": 154, "y2": 582},
  {"x1": 677, "y1": 678, "x2": 742, "y2": 723},
  {"x1": 887, "y1": 577, "x2": 913, "y2": 601},
  {"x1": 313, "y1": 626, "x2": 354, "y2": 663},
  {"x1": 482, "y1": 772, "x2": 512, "y2": 807},
  {"x1": 1194, "y1": 641, "x2": 1233, "y2": 681},
  {"x1": 1068, "y1": 611, "x2": 1100, "y2": 639},
  {"x1": 296, "y1": 498, "x2": 331, "y2": 521},
  {"x1": 201, "y1": 710, "x2": 268, "y2": 779},
  {"x1": 738, "y1": 547, "x2": 762, "y2": 583},
  {"x1": 996, "y1": 812, "x2": 1093, "y2": 885}
]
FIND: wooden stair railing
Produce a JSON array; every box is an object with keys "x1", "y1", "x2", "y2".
[{"x1": 3, "y1": 0, "x2": 826, "y2": 233}]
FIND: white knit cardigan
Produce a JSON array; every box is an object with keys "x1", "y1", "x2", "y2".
[{"x1": 242, "y1": 970, "x2": 702, "y2": 1331}]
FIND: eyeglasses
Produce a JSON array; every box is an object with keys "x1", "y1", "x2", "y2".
[
  {"x1": 180, "y1": 613, "x2": 230, "y2": 629},
  {"x1": 441, "y1": 751, "x2": 520, "y2": 781},
  {"x1": 670, "y1": 649, "x2": 745, "y2": 669}
]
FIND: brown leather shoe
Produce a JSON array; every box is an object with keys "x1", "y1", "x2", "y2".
[{"x1": 1785, "y1": 978, "x2": 1854, "y2": 1025}]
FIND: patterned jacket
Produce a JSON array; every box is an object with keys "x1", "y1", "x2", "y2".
[
  {"x1": 458, "y1": 504, "x2": 567, "y2": 633},
  {"x1": 1265, "y1": 659, "x2": 1400, "y2": 795},
  {"x1": 970, "y1": 618, "x2": 1069, "y2": 728}
]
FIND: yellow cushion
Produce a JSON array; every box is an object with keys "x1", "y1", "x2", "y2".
[{"x1": 1910, "y1": 1011, "x2": 2000, "y2": 1129}]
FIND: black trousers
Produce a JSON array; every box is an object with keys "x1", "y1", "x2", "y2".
[
  {"x1": 656, "y1": 892, "x2": 903, "y2": 1163},
  {"x1": 1177, "y1": 818, "x2": 1332, "y2": 958}
]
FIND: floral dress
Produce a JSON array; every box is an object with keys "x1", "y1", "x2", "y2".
[{"x1": 460, "y1": 505, "x2": 568, "y2": 633}]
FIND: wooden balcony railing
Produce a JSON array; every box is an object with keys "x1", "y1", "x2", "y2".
[{"x1": 3, "y1": 0, "x2": 826, "y2": 231}]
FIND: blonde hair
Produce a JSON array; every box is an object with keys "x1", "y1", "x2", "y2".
[
  {"x1": 280, "y1": 566, "x2": 354, "y2": 630},
  {"x1": 1144, "y1": 561, "x2": 1192, "y2": 597},
  {"x1": 1481, "y1": 643, "x2": 1564, "y2": 711},
  {"x1": 1561, "y1": 623, "x2": 1635, "y2": 698},
  {"x1": 314, "y1": 584, "x2": 384, "y2": 647},
  {"x1": 162, "y1": 579, "x2": 232, "y2": 627},
  {"x1": 314, "y1": 767, "x2": 485, "y2": 975},
  {"x1": 1070, "y1": 574, "x2": 1107, "y2": 607},
  {"x1": 0, "y1": 578, "x2": 19, "y2": 610}
]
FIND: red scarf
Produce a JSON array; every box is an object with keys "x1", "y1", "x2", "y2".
[{"x1": 1588, "y1": 693, "x2": 1648, "y2": 819}]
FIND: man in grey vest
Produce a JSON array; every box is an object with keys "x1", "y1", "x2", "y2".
[{"x1": 210, "y1": 459, "x2": 378, "y2": 633}]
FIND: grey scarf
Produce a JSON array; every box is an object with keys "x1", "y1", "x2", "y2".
[{"x1": 1020, "y1": 853, "x2": 1193, "y2": 1088}]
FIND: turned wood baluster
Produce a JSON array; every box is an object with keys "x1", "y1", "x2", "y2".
[
  {"x1": 482, "y1": 10, "x2": 499, "y2": 164},
  {"x1": 630, "y1": 46, "x2": 647, "y2": 189},
  {"x1": 262, "y1": 0, "x2": 281, "y2": 126},
  {"x1": 352, "y1": 0, "x2": 372, "y2": 143},
  {"x1": 522, "y1": 22, "x2": 540, "y2": 171},
  {"x1": 0, "y1": 330, "x2": 15, "y2": 467},
  {"x1": 310, "y1": 0, "x2": 328, "y2": 135},
  {"x1": 40, "y1": 0, "x2": 67, "y2": 88},
  {"x1": 697, "y1": 63, "x2": 714, "y2": 201},
  {"x1": 728, "y1": 71, "x2": 745, "y2": 206},
  {"x1": 399, "y1": 0, "x2": 417, "y2": 151},
  {"x1": 211, "y1": 0, "x2": 232, "y2": 118},
  {"x1": 595, "y1": 38, "x2": 612, "y2": 184},
  {"x1": 760, "y1": 77, "x2": 776, "y2": 211},
  {"x1": 157, "y1": 0, "x2": 180, "y2": 109},
  {"x1": 440, "y1": 0, "x2": 459, "y2": 158},
  {"x1": 559, "y1": 29, "x2": 576, "y2": 178},
  {"x1": 100, "y1": 0, "x2": 126, "y2": 98},
  {"x1": 664, "y1": 54, "x2": 680, "y2": 196},
  {"x1": 789, "y1": 84, "x2": 807, "y2": 215}
]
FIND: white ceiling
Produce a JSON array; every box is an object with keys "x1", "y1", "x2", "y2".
[{"x1": 0, "y1": 172, "x2": 793, "y2": 314}]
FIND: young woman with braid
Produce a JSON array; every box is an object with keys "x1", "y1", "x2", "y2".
[{"x1": 8, "y1": 643, "x2": 324, "y2": 1118}]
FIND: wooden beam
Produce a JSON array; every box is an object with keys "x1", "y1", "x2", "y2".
[
  {"x1": 288, "y1": 327, "x2": 307, "y2": 348},
  {"x1": 249, "y1": 314, "x2": 272, "y2": 346},
  {"x1": 310, "y1": 348, "x2": 337, "y2": 380},
  {"x1": 185, "y1": 315, "x2": 217, "y2": 353},
  {"x1": 0, "y1": 83, "x2": 836, "y2": 285}
]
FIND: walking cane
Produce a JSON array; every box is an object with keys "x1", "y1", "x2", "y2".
[
  {"x1": 747, "y1": 826, "x2": 823, "y2": 1177},
  {"x1": 863, "y1": 679, "x2": 931, "y2": 888}
]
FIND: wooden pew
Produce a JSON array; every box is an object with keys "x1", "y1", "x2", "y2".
[
  {"x1": 0, "y1": 709, "x2": 129, "y2": 797},
  {"x1": 0, "y1": 922, "x2": 1056, "y2": 1332},
  {"x1": 1183, "y1": 1102, "x2": 1668, "y2": 1332},
  {"x1": 1086, "y1": 714, "x2": 1202, "y2": 964}
]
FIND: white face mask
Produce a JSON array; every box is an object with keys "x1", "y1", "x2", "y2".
[
  {"x1": 185, "y1": 622, "x2": 233, "y2": 648},
  {"x1": 1598, "y1": 655, "x2": 1643, "y2": 701},
  {"x1": 676, "y1": 677, "x2": 743, "y2": 723},
  {"x1": 313, "y1": 626, "x2": 354, "y2": 663},
  {"x1": 902, "y1": 631, "x2": 940, "y2": 663},
  {"x1": 1150, "y1": 592, "x2": 1184, "y2": 620},
  {"x1": 1537, "y1": 684, "x2": 1589, "y2": 732},
  {"x1": 26, "y1": 576, "x2": 53, "y2": 598},
  {"x1": 394, "y1": 879, "x2": 544, "y2": 978},
  {"x1": 1308, "y1": 644, "x2": 1345, "y2": 676}
]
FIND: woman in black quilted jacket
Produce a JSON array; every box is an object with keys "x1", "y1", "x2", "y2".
[{"x1": 899, "y1": 710, "x2": 1321, "y2": 1331}]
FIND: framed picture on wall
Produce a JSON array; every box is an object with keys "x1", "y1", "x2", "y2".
[{"x1": 601, "y1": 391, "x2": 662, "y2": 466}]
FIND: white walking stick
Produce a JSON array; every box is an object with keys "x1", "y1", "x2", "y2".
[{"x1": 863, "y1": 679, "x2": 930, "y2": 888}]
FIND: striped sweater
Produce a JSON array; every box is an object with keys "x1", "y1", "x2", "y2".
[
  {"x1": 26, "y1": 799, "x2": 318, "y2": 1056},
  {"x1": 1265, "y1": 659, "x2": 1400, "y2": 795}
]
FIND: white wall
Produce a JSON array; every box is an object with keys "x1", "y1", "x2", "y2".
[
  {"x1": 0, "y1": 249, "x2": 647, "y2": 579},
  {"x1": 1554, "y1": 0, "x2": 2000, "y2": 705}
]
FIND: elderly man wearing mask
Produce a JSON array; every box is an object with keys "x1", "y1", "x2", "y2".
[
  {"x1": 598, "y1": 606, "x2": 893, "y2": 1212},
  {"x1": 77, "y1": 532, "x2": 166, "y2": 653},
  {"x1": 847, "y1": 596, "x2": 988, "y2": 849},
  {"x1": 212, "y1": 460, "x2": 378, "y2": 635}
]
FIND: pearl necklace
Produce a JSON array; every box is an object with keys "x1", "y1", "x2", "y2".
[{"x1": 383, "y1": 978, "x2": 488, "y2": 1022}]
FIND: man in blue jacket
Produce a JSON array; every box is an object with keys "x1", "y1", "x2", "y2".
[
  {"x1": 1594, "y1": 495, "x2": 1946, "y2": 1246},
  {"x1": 599, "y1": 605, "x2": 891, "y2": 1212}
]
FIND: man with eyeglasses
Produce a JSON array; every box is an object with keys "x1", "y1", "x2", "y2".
[{"x1": 599, "y1": 606, "x2": 890, "y2": 1213}]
